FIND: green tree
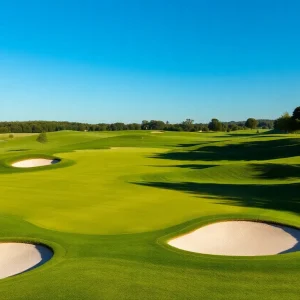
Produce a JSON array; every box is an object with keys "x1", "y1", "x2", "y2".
[
  {"x1": 208, "y1": 119, "x2": 222, "y2": 131},
  {"x1": 181, "y1": 119, "x2": 194, "y2": 131},
  {"x1": 36, "y1": 132, "x2": 48, "y2": 143},
  {"x1": 291, "y1": 107, "x2": 300, "y2": 130},
  {"x1": 141, "y1": 120, "x2": 149, "y2": 130},
  {"x1": 292, "y1": 106, "x2": 300, "y2": 120},
  {"x1": 32, "y1": 124, "x2": 43, "y2": 133},
  {"x1": 245, "y1": 118, "x2": 258, "y2": 129},
  {"x1": 148, "y1": 120, "x2": 165, "y2": 130},
  {"x1": 0, "y1": 127, "x2": 9, "y2": 133},
  {"x1": 274, "y1": 112, "x2": 292, "y2": 133}
]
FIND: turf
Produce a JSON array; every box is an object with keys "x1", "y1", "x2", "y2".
[{"x1": 0, "y1": 130, "x2": 299, "y2": 299}]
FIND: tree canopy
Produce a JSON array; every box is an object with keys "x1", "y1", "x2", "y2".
[
  {"x1": 0, "y1": 118, "x2": 275, "y2": 134},
  {"x1": 292, "y1": 106, "x2": 300, "y2": 120},
  {"x1": 274, "y1": 107, "x2": 300, "y2": 133},
  {"x1": 245, "y1": 118, "x2": 258, "y2": 129},
  {"x1": 208, "y1": 119, "x2": 223, "y2": 131}
]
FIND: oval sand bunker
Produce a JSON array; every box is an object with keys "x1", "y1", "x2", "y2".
[
  {"x1": 0, "y1": 243, "x2": 53, "y2": 279},
  {"x1": 12, "y1": 158, "x2": 60, "y2": 168},
  {"x1": 168, "y1": 221, "x2": 300, "y2": 256}
]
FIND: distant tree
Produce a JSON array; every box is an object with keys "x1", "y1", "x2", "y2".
[
  {"x1": 245, "y1": 118, "x2": 258, "y2": 129},
  {"x1": 32, "y1": 124, "x2": 43, "y2": 133},
  {"x1": 141, "y1": 120, "x2": 149, "y2": 130},
  {"x1": 208, "y1": 119, "x2": 222, "y2": 131},
  {"x1": 10, "y1": 125, "x2": 22, "y2": 133},
  {"x1": 36, "y1": 132, "x2": 48, "y2": 143},
  {"x1": 258, "y1": 120, "x2": 274, "y2": 129},
  {"x1": 22, "y1": 124, "x2": 32, "y2": 133},
  {"x1": 274, "y1": 112, "x2": 292, "y2": 133},
  {"x1": 228, "y1": 124, "x2": 238, "y2": 131},
  {"x1": 97, "y1": 123, "x2": 108, "y2": 131},
  {"x1": 0, "y1": 127, "x2": 9, "y2": 133},
  {"x1": 148, "y1": 120, "x2": 165, "y2": 130},
  {"x1": 184, "y1": 119, "x2": 194, "y2": 125},
  {"x1": 127, "y1": 123, "x2": 141, "y2": 130},
  {"x1": 109, "y1": 122, "x2": 126, "y2": 131},
  {"x1": 9, "y1": 133, "x2": 14, "y2": 139},
  {"x1": 77, "y1": 124, "x2": 87, "y2": 131},
  {"x1": 292, "y1": 106, "x2": 300, "y2": 120},
  {"x1": 181, "y1": 119, "x2": 195, "y2": 131}
]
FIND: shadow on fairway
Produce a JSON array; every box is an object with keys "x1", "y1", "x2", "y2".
[
  {"x1": 176, "y1": 141, "x2": 223, "y2": 148},
  {"x1": 135, "y1": 181, "x2": 300, "y2": 214},
  {"x1": 226, "y1": 133, "x2": 258, "y2": 137},
  {"x1": 151, "y1": 138, "x2": 300, "y2": 162},
  {"x1": 251, "y1": 164, "x2": 300, "y2": 180},
  {"x1": 8, "y1": 149, "x2": 31, "y2": 152},
  {"x1": 148, "y1": 164, "x2": 217, "y2": 170}
]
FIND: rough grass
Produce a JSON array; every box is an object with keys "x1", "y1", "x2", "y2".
[{"x1": 0, "y1": 130, "x2": 299, "y2": 299}]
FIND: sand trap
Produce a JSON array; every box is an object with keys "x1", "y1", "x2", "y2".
[
  {"x1": 168, "y1": 221, "x2": 300, "y2": 256},
  {"x1": 0, "y1": 243, "x2": 53, "y2": 279},
  {"x1": 151, "y1": 131, "x2": 164, "y2": 133},
  {"x1": 12, "y1": 158, "x2": 60, "y2": 168}
]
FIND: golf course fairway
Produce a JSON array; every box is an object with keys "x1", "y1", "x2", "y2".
[{"x1": 0, "y1": 130, "x2": 299, "y2": 299}]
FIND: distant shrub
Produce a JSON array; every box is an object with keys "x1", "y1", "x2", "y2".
[
  {"x1": 36, "y1": 132, "x2": 48, "y2": 143},
  {"x1": 8, "y1": 133, "x2": 14, "y2": 139}
]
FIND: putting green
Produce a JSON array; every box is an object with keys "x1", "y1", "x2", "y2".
[{"x1": 0, "y1": 130, "x2": 299, "y2": 299}]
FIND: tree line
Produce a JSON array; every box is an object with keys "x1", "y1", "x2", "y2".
[
  {"x1": 0, "y1": 118, "x2": 274, "y2": 134},
  {"x1": 274, "y1": 107, "x2": 300, "y2": 133}
]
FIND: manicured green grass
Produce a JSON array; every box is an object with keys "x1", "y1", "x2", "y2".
[{"x1": 0, "y1": 130, "x2": 299, "y2": 299}]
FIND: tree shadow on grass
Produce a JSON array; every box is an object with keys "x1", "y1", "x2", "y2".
[
  {"x1": 176, "y1": 143, "x2": 206, "y2": 148},
  {"x1": 148, "y1": 164, "x2": 217, "y2": 170},
  {"x1": 226, "y1": 133, "x2": 258, "y2": 137},
  {"x1": 135, "y1": 181, "x2": 300, "y2": 214},
  {"x1": 8, "y1": 149, "x2": 31, "y2": 152},
  {"x1": 176, "y1": 141, "x2": 226, "y2": 148},
  {"x1": 151, "y1": 138, "x2": 300, "y2": 162},
  {"x1": 251, "y1": 164, "x2": 300, "y2": 180}
]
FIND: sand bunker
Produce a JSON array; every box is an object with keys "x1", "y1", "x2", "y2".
[
  {"x1": 12, "y1": 158, "x2": 60, "y2": 168},
  {"x1": 151, "y1": 131, "x2": 164, "y2": 133},
  {"x1": 168, "y1": 221, "x2": 300, "y2": 256},
  {"x1": 0, "y1": 243, "x2": 53, "y2": 279}
]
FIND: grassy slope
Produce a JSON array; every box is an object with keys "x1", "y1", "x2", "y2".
[{"x1": 0, "y1": 130, "x2": 299, "y2": 299}]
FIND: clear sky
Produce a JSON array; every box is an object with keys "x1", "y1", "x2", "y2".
[{"x1": 0, "y1": 0, "x2": 299, "y2": 123}]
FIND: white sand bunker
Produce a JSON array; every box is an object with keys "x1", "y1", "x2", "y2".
[
  {"x1": 12, "y1": 158, "x2": 60, "y2": 168},
  {"x1": 168, "y1": 221, "x2": 300, "y2": 256},
  {"x1": 0, "y1": 243, "x2": 53, "y2": 279}
]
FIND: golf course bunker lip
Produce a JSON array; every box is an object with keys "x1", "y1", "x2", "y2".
[
  {"x1": 168, "y1": 221, "x2": 300, "y2": 256},
  {"x1": 12, "y1": 158, "x2": 60, "y2": 168},
  {"x1": 0, "y1": 243, "x2": 53, "y2": 279}
]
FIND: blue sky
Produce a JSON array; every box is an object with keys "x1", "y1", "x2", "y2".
[{"x1": 0, "y1": 0, "x2": 299, "y2": 123}]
